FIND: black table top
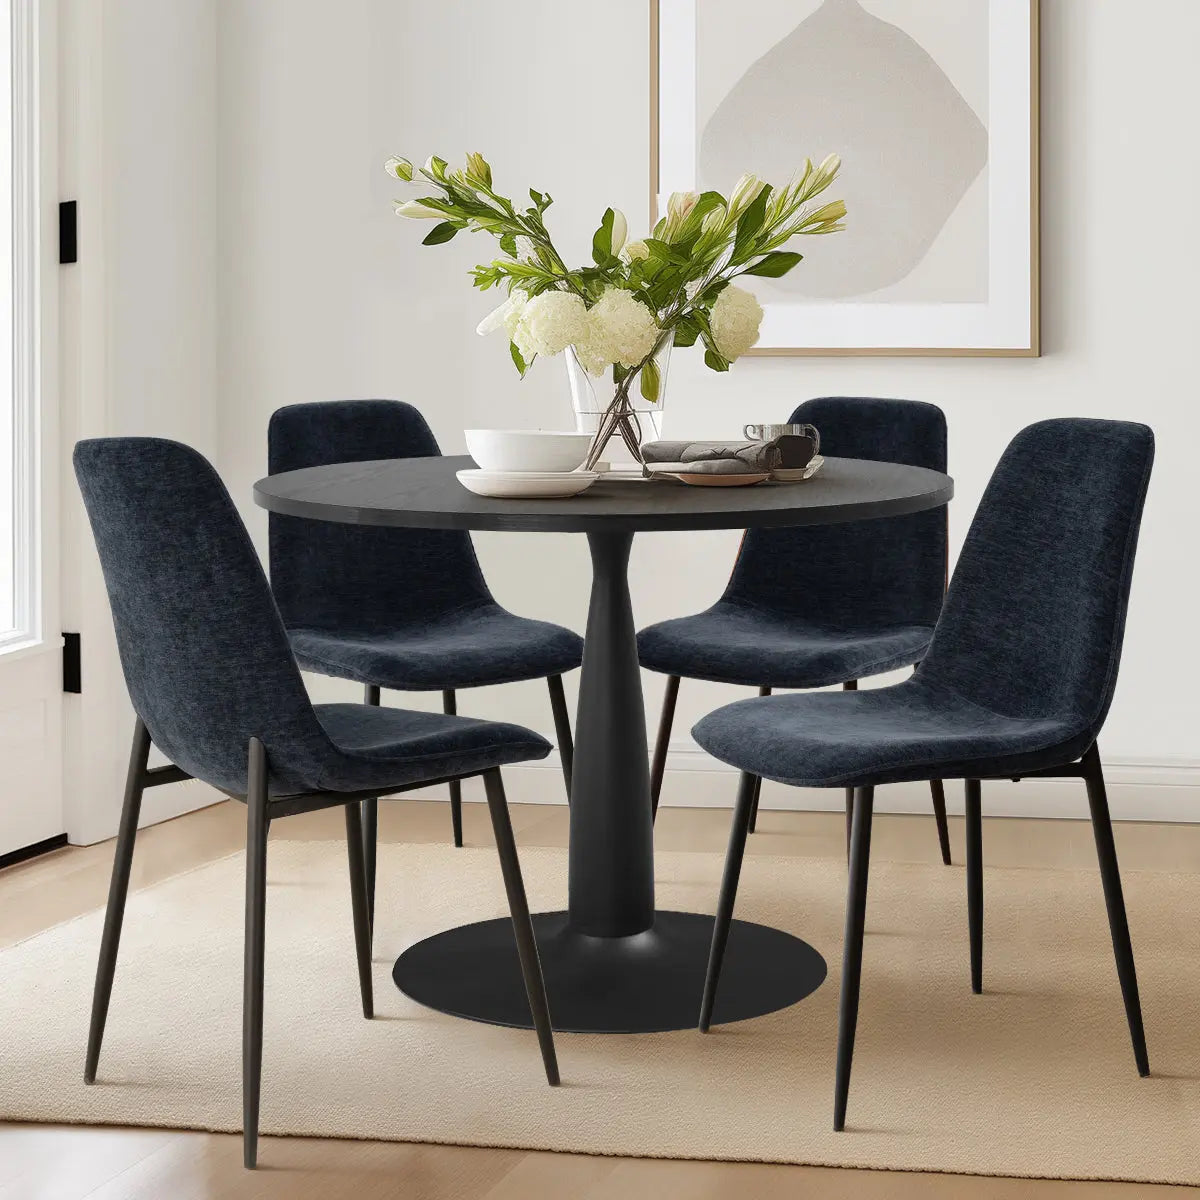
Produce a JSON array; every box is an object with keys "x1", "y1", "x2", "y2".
[{"x1": 253, "y1": 454, "x2": 953, "y2": 534}]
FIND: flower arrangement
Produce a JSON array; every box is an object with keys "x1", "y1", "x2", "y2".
[{"x1": 386, "y1": 151, "x2": 845, "y2": 465}]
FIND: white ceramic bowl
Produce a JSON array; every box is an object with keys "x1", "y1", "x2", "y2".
[{"x1": 464, "y1": 429, "x2": 591, "y2": 474}]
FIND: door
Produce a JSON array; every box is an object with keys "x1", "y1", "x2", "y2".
[{"x1": 0, "y1": 0, "x2": 62, "y2": 857}]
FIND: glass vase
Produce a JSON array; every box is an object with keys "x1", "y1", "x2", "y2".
[{"x1": 565, "y1": 339, "x2": 672, "y2": 471}]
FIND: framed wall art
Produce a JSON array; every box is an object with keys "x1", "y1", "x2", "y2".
[{"x1": 651, "y1": 0, "x2": 1040, "y2": 356}]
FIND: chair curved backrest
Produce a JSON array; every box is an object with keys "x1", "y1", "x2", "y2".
[
  {"x1": 724, "y1": 397, "x2": 947, "y2": 629},
  {"x1": 268, "y1": 400, "x2": 491, "y2": 633},
  {"x1": 921, "y1": 419, "x2": 1154, "y2": 735},
  {"x1": 74, "y1": 437, "x2": 334, "y2": 797}
]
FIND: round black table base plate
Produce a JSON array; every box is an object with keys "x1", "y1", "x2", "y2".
[{"x1": 392, "y1": 910, "x2": 827, "y2": 1034}]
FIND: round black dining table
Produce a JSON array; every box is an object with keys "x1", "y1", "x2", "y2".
[{"x1": 254, "y1": 453, "x2": 953, "y2": 1034}]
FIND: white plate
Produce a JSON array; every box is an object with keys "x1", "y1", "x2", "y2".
[
  {"x1": 456, "y1": 469, "x2": 598, "y2": 499},
  {"x1": 771, "y1": 454, "x2": 825, "y2": 483}
]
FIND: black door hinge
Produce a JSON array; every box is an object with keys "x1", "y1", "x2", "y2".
[
  {"x1": 59, "y1": 201, "x2": 77, "y2": 264},
  {"x1": 62, "y1": 632, "x2": 81, "y2": 693}
]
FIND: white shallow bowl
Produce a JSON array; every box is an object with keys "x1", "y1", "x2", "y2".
[
  {"x1": 457, "y1": 468, "x2": 598, "y2": 499},
  {"x1": 465, "y1": 429, "x2": 591, "y2": 473}
]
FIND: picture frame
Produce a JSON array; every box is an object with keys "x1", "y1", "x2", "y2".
[{"x1": 651, "y1": 0, "x2": 1040, "y2": 357}]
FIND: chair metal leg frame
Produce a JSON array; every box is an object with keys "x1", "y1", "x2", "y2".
[
  {"x1": 967, "y1": 748, "x2": 1148, "y2": 1074},
  {"x1": 84, "y1": 718, "x2": 152, "y2": 1084},
  {"x1": 649, "y1": 674, "x2": 680, "y2": 821},
  {"x1": 547, "y1": 673, "x2": 574, "y2": 802},
  {"x1": 698, "y1": 771, "x2": 760, "y2": 1031},
  {"x1": 746, "y1": 688, "x2": 771, "y2": 834},
  {"x1": 929, "y1": 779, "x2": 953, "y2": 866},
  {"x1": 343, "y1": 802, "x2": 374, "y2": 1019},
  {"x1": 243, "y1": 737, "x2": 269, "y2": 1169},
  {"x1": 965, "y1": 778, "x2": 983, "y2": 994},
  {"x1": 362, "y1": 684, "x2": 380, "y2": 938},
  {"x1": 482, "y1": 768, "x2": 560, "y2": 1086},
  {"x1": 443, "y1": 689, "x2": 464, "y2": 848},
  {"x1": 86, "y1": 722, "x2": 560, "y2": 1170},
  {"x1": 1081, "y1": 745, "x2": 1149, "y2": 1076},
  {"x1": 835, "y1": 784, "x2": 875, "y2": 1132},
  {"x1": 842, "y1": 681, "x2": 859, "y2": 860}
]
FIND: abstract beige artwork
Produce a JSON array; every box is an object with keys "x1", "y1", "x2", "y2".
[{"x1": 655, "y1": 0, "x2": 1038, "y2": 354}]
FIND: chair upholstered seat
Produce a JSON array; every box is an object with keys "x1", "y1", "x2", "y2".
[
  {"x1": 268, "y1": 400, "x2": 584, "y2": 691},
  {"x1": 291, "y1": 605, "x2": 584, "y2": 691},
  {"x1": 310, "y1": 702, "x2": 550, "y2": 794},
  {"x1": 637, "y1": 601, "x2": 934, "y2": 689},
  {"x1": 692, "y1": 679, "x2": 1087, "y2": 789}
]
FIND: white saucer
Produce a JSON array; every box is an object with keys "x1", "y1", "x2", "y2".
[{"x1": 457, "y1": 468, "x2": 598, "y2": 499}]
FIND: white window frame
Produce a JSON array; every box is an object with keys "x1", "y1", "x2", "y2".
[{"x1": 1, "y1": 0, "x2": 43, "y2": 654}]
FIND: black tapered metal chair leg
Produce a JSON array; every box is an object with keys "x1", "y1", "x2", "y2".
[
  {"x1": 930, "y1": 779, "x2": 952, "y2": 865},
  {"x1": 844, "y1": 789, "x2": 853, "y2": 862},
  {"x1": 443, "y1": 690, "x2": 464, "y2": 847},
  {"x1": 243, "y1": 737, "x2": 270, "y2": 1170},
  {"x1": 481, "y1": 769, "x2": 559, "y2": 1086},
  {"x1": 1081, "y1": 745, "x2": 1150, "y2": 1076},
  {"x1": 84, "y1": 718, "x2": 151, "y2": 1085},
  {"x1": 362, "y1": 684, "x2": 380, "y2": 939},
  {"x1": 834, "y1": 784, "x2": 874, "y2": 1132},
  {"x1": 547, "y1": 674, "x2": 574, "y2": 802},
  {"x1": 650, "y1": 675, "x2": 680, "y2": 822},
  {"x1": 344, "y1": 802, "x2": 374, "y2": 1019},
  {"x1": 746, "y1": 687, "x2": 771, "y2": 833},
  {"x1": 699, "y1": 771, "x2": 759, "y2": 1031},
  {"x1": 965, "y1": 778, "x2": 983, "y2": 994},
  {"x1": 841, "y1": 681, "x2": 859, "y2": 864},
  {"x1": 746, "y1": 774, "x2": 764, "y2": 835}
]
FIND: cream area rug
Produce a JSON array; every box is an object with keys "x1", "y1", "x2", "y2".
[{"x1": 1, "y1": 840, "x2": 1199, "y2": 1185}]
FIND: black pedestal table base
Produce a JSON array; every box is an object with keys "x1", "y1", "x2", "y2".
[{"x1": 393, "y1": 909, "x2": 827, "y2": 1033}]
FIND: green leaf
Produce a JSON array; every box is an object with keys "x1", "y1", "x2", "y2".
[
  {"x1": 498, "y1": 232, "x2": 518, "y2": 258},
  {"x1": 703, "y1": 346, "x2": 731, "y2": 372},
  {"x1": 644, "y1": 238, "x2": 688, "y2": 265},
  {"x1": 592, "y1": 207, "x2": 616, "y2": 265},
  {"x1": 734, "y1": 185, "x2": 773, "y2": 252},
  {"x1": 742, "y1": 251, "x2": 803, "y2": 278},
  {"x1": 671, "y1": 314, "x2": 702, "y2": 348},
  {"x1": 422, "y1": 221, "x2": 459, "y2": 246},
  {"x1": 639, "y1": 358, "x2": 661, "y2": 403},
  {"x1": 509, "y1": 340, "x2": 530, "y2": 377}
]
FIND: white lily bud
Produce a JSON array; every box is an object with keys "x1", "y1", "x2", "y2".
[
  {"x1": 663, "y1": 190, "x2": 699, "y2": 239},
  {"x1": 385, "y1": 156, "x2": 414, "y2": 181},
  {"x1": 728, "y1": 173, "x2": 766, "y2": 216},
  {"x1": 393, "y1": 200, "x2": 444, "y2": 220},
  {"x1": 610, "y1": 208, "x2": 628, "y2": 256},
  {"x1": 422, "y1": 155, "x2": 448, "y2": 181},
  {"x1": 622, "y1": 239, "x2": 650, "y2": 262},
  {"x1": 700, "y1": 204, "x2": 729, "y2": 235},
  {"x1": 463, "y1": 151, "x2": 492, "y2": 189},
  {"x1": 475, "y1": 296, "x2": 512, "y2": 337}
]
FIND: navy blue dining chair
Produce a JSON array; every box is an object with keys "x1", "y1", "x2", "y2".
[
  {"x1": 638, "y1": 397, "x2": 952, "y2": 861},
  {"x1": 74, "y1": 437, "x2": 559, "y2": 1170},
  {"x1": 268, "y1": 400, "x2": 584, "y2": 928},
  {"x1": 692, "y1": 418, "x2": 1154, "y2": 1131}
]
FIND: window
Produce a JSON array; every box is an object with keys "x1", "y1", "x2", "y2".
[{"x1": 1, "y1": 0, "x2": 38, "y2": 650}]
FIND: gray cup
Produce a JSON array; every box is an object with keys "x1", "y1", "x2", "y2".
[{"x1": 743, "y1": 422, "x2": 820, "y2": 469}]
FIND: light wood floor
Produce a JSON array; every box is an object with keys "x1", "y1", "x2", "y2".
[{"x1": 2, "y1": 798, "x2": 1197, "y2": 1200}]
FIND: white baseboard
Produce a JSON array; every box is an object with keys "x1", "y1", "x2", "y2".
[
  {"x1": 428, "y1": 747, "x2": 1200, "y2": 825},
  {"x1": 115, "y1": 750, "x2": 1200, "y2": 838}
]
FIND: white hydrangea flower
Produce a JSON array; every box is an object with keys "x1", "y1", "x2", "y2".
[
  {"x1": 515, "y1": 290, "x2": 589, "y2": 359},
  {"x1": 709, "y1": 284, "x2": 763, "y2": 361},
  {"x1": 579, "y1": 288, "x2": 660, "y2": 371}
]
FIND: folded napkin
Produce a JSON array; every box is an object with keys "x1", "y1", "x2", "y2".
[{"x1": 641, "y1": 435, "x2": 815, "y2": 475}]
